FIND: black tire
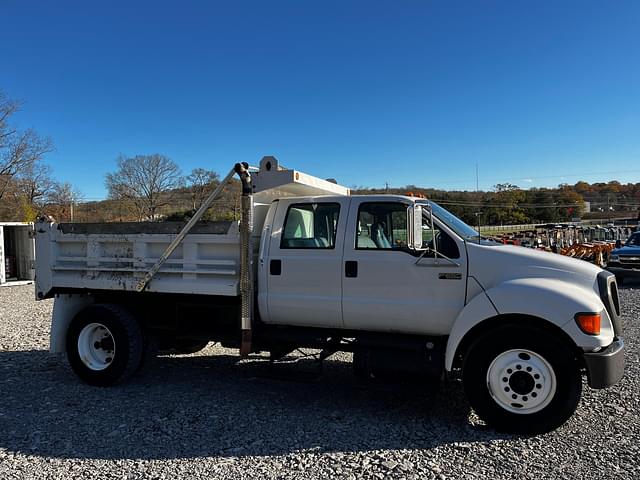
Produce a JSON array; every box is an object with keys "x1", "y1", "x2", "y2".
[
  {"x1": 463, "y1": 325, "x2": 582, "y2": 435},
  {"x1": 615, "y1": 275, "x2": 624, "y2": 286},
  {"x1": 66, "y1": 304, "x2": 144, "y2": 387},
  {"x1": 352, "y1": 350, "x2": 370, "y2": 379},
  {"x1": 158, "y1": 338, "x2": 210, "y2": 355}
]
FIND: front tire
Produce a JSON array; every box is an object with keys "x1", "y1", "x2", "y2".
[
  {"x1": 66, "y1": 304, "x2": 144, "y2": 386},
  {"x1": 463, "y1": 325, "x2": 582, "y2": 434}
]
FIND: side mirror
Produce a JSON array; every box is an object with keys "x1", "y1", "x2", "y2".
[
  {"x1": 408, "y1": 204, "x2": 427, "y2": 250},
  {"x1": 615, "y1": 239, "x2": 622, "y2": 249},
  {"x1": 407, "y1": 204, "x2": 433, "y2": 252}
]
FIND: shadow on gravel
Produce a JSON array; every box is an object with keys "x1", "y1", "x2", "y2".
[{"x1": 0, "y1": 349, "x2": 513, "y2": 460}]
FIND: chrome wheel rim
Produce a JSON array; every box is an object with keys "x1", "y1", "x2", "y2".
[
  {"x1": 77, "y1": 323, "x2": 116, "y2": 371},
  {"x1": 487, "y1": 349, "x2": 556, "y2": 414}
]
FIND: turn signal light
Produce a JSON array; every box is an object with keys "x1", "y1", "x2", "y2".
[{"x1": 575, "y1": 313, "x2": 601, "y2": 335}]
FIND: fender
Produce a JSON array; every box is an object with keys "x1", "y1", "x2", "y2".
[
  {"x1": 445, "y1": 289, "x2": 498, "y2": 371},
  {"x1": 50, "y1": 294, "x2": 94, "y2": 353},
  {"x1": 445, "y1": 277, "x2": 614, "y2": 371}
]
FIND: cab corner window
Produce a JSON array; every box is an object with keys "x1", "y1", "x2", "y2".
[
  {"x1": 356, "y1": 203, "x2": 408, "y2": 250},
  {"x1": 281, "y1": 203, "x2": 340, "y2": 249}
]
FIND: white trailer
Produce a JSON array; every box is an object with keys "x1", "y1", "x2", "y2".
[
  {"x1": 0, "y1": 222, "x2": 35, "y2": 286},
  {"x1": 34, "y1": 156, "x2": 625, "y2": 434}
]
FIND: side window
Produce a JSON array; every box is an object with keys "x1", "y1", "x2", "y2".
[
  {"x1": 356, "y1": 203, "x2": 408, "y2": 250},
  {"x1": 422, "y1": 216, "x2": 460, "y2": 259},
  {"x1": 281, "y1": 203, "x2": 340, "y2": 249}
]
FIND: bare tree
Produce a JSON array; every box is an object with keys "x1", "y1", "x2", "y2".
[
  {"x1": 46, "y1": 181, "x2": 83, "y2": 222},
  {"x1": 105, "y1": 154, "x2": 183, "y2": 220},
  {"x1": 186, "y1": 168, "x2": 220, "y2": 210},
  {"x1": 16, "y1": 162, "x2": 56, "y2": 207},
  {"x1": 0, "y1": 91, "x2": 54, "y2": 200}
]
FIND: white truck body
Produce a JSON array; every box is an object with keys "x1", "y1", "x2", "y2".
[{"x1": 34, "y1": 157, "x2": 625, "y2": 434}]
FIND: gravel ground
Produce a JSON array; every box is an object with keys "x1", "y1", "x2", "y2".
[{"x1": 0, "y1": 284, "x2": 638, "y2": 479}]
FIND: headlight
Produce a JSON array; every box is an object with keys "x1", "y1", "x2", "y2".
[{"x1": 609, "y1": 254, "x2": 619, "y2": 262}]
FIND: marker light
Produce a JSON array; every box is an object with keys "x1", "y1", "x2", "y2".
[{"x1": 575, "y1": 313, "x2": 601, "y2": 336}]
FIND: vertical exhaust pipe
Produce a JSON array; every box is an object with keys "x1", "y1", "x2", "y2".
[{"x1": 235, "y1": 162, "x2": 254, "y2": 356}]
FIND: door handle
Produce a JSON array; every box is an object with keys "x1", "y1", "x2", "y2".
[
  {"x1": 345, "y1": 260, "x2": 358, "y2": 278},
  {"x1": 270, "y1": 259, "x2": 282, "y2": 275}
]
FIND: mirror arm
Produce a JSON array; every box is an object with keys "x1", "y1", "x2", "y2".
[
  {"x1": 414, "y1": 248, "x2": 431, "y2": 265},
  {"x1": 432, "y1": 249, "x2": 461, "y2": 267}
]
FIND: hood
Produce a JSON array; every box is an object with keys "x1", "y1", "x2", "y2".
[
  {"x1": 466, "y1": 241, "x2": 602, "y2": 292},
  {"x1": 612, "y1": 245, "x2": 640, "y2": 256}
]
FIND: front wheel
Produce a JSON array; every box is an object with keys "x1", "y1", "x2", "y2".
[
  {"x1": 66, "y1": 304, "x2": 144, "y2": 386},
  {"x1": 463, "y1": 325, "x2": 582, "y2": 434}
]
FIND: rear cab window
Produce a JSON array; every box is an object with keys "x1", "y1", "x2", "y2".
[{"x1": 281, "y1": 203, "x2": 340, "y2": 249}]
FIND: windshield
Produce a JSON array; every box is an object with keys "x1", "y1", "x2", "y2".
[
  {"x1": 420, "y1": 200, "x2": 479, "y2": 241},
  {"x1": 627, "y1": 233, "x2": 640, "y2": 246}
]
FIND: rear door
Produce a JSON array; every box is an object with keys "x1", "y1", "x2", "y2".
[
  {"x1": 264, "y1": 197, "x2": 350, "y2": 327},
  {"x1": 16, "y1": 226, "x2": 36, "y2": 281}
]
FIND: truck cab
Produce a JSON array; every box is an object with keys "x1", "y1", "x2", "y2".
[{"x1": 259, "y1": 195, "x2": 467, "y2": 336}]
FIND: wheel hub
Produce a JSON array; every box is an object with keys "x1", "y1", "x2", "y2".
[
  {"x1": 487, "y1": 349, "x2": 557, "y2": 414},
  {"x1": 77, "y1": 323, "x2": 116, "y2": 371},
  {"x1": 509, "y1": 371, "x2": 535, "y2": 395}
]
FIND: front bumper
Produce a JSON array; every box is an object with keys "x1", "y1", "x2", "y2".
[
  {"x1": 583, "y1": 338, "x2": 625, "y2": 389},
  {"x1": 606, "y1": 265, "x2": 640, "y2": 278}
]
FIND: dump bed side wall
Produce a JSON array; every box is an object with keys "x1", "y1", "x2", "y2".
[{"x1": 35, "y1": 221, "x2": 243, "y2": 299}]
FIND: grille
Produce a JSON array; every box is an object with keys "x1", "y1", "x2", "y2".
[
  {"x1": 610, "y1": 282, "x2": 620, "y2": 317},
  {"x1": 597, "y1": 271, "x2": 622, "y2": 336},
  {"x1": 619, "y1": 255, "x2": 640, "y2": 266}
]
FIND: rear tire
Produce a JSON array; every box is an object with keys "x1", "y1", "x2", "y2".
[
  {"x1": 66, "y1": 304, "x2": 144, "y2": 386},
  {"x1": 463, "y1": 325, "x2": 582, "y2": 434},
  {"x1": 615, "y1": 275, "x2": 624, "y2": 286}
]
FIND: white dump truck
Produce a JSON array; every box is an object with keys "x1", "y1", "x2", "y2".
[{"x1": 34, "y1": 157, "x2": 624, "y2": 434}]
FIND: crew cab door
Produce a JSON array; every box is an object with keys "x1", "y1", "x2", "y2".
[
  {"x1": 262, "y1": 197, "x2": 350, "y2": 327},
  {"x1": 341, "y1": 199, "x2": 467, "y2": 335}
]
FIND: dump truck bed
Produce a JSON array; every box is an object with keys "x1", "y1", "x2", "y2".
[{"x1": 35, "y1": 221, "x2": 242, "y2": 299}]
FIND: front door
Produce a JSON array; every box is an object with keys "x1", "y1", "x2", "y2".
[
  {"x1": 342, "y1": 200, "x2": 467, "y2": 335},
  {"x1": 264, "y1": 198, "x2": 350, "y2": 328}
]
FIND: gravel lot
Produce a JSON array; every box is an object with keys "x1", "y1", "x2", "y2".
[{"x1": 0, "y1": 284, "x2": 638, "y2": 479}]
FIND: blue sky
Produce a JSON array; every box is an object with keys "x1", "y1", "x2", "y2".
[{"x1": 1, "y1": 1, "x2": 639, "y2": 200}]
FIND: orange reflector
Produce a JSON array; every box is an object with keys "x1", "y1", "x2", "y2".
[{"x1": 575, "y1": 313, "x2": 601, "y2": 335}]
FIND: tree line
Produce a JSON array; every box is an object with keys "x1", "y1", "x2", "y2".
[{"x1": 357, "y1": 181, "x2": 640, "y2": 226}]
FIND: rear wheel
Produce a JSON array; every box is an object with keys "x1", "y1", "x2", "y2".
[
  {"x1": 463, "y1": 325, "x2": 582, "y2": 434},
  {"x1": 615, "y1": 275, "x2": 624, "y2": 286},
  {"x1": 66, "y1": 304, "x2": 144, "y2": 386}
]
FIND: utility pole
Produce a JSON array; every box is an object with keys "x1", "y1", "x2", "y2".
[{"x1": 475, "y1": 162, "x2": 481, "y2": 243}]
